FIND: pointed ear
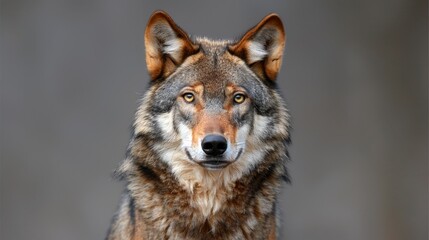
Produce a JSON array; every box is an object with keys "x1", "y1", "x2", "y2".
[
  {"x1": 229, "y1": 14, "x2": 286, "y2": 81},
  {"x1": 144, "y1": 11, "x2": 199, "y2": 80}
]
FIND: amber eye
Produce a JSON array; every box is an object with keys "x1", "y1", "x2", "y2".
[
  {"x1": 233, "y1": 93, "x2": 246, "y2": 104},
  {"x1": 183, "y1": 93, "x2": 195, "y2": 103}
]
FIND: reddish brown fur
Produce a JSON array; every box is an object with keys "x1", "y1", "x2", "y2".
[
  {"x1": 192, "y1": 112, "x2": 238, "y2": 146},
  {"x1": 187, "y1": 82, "x2": 242, "y2": 146}
]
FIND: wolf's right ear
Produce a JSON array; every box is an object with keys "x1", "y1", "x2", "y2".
[{"x1": 144, "y1": 11, "x2": 199, "y2": 80}]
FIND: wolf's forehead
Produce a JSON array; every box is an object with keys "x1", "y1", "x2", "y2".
[
  {"x1": 185, "y1": 39, "x2": 239, "y2": 93},
  {"x1": 194, "y1": 38, "x2": 235, "y2": 65}
]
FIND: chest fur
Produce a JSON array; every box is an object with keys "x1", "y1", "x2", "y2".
[{"x1": 128, "y1": 169, "x2": 279, "y2": 240}]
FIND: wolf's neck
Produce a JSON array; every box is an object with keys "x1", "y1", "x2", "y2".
[{"x1": 128, "y1": 154, "x2": 281, "y2": 216}]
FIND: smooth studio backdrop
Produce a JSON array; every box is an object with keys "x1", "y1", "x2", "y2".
[{"x1": 1, "y1": 1, "x2": 427, "y2": 239}]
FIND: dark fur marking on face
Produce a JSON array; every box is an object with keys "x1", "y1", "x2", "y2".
[
  {"x1": 176, "y1": 107, "x2": 194, "y2": 126},
  {"x1": 170, "y1": 108, "x2": 180, "y2": 135},
  {"x1": 185, "y1": 148, "x2": 193, "y2": 161},
  {"x1": 232, "y1": 107, "x2": 253, "y2": 127},
  {"x1": 234, "y1": 148, "x2": 243, "y2": 161}
]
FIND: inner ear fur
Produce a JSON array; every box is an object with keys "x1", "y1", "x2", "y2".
[
  {"x1": 144, "y1": 11, "x2": 199, "y2": 80},
  {"x1": 229, "y1": 13, "x2": 286, "y2": 81}
]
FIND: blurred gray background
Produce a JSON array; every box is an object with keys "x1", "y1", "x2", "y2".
[{"x1": 1, "y1": 0, "x2": 427, "y2": 239}]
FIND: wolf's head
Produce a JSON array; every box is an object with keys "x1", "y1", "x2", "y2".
[{"x1": 129, "y1": 11, "x2": 290, "y2": 185}]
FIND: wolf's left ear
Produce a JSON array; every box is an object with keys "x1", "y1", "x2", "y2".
[
  {"x1": 145, "y1": 11, "x2": 199, "y2": 80},
  {"x1": 229, "y1": 14, "x2": 286, "y2": 81}
]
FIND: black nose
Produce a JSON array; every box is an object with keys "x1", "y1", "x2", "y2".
[{"x1": 201, "y1": 135, "x2": 228, "y2": 156}]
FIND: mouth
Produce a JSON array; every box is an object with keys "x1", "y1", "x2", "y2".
[
  {"x1": 185, "y1": 148, "x2": 243, "y2": 170},
  {"x1": 198, "y1": 160, "x2": 231, "y2": 169}
]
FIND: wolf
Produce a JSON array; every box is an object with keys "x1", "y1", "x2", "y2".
[{"x1": 106, "y1": 10, "x2": 291, "y2": 240}]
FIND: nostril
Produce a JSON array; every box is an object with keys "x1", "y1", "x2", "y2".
[
  {"x1": 218, "y1": 142, "x2": 227, "y2": 151},
  {"x1": 202, "y1": 142, "x2": 213, "y2": 151},
  {"x1": 201, "y1": 134, "x2": 228, "y2": 156}
]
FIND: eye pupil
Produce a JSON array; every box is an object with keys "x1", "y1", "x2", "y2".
[
  {"x1": 234, "y1": 94, "x2": 245, "y2": 104},
  {"x1": 183, "y1": 93, "x2": 194, "y2": 103}
]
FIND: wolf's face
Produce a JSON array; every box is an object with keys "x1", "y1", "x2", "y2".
[
  {"x1": 134, "y1": 12, "x2": 289, "y2": 176},
  {"x1": 163, "y1": 49, "x2": 272, "y2": 170},
  {"x1": 173, "y1": 75, "x2": 251, "y2": 170}
]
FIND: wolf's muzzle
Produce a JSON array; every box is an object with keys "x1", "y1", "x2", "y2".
[{"x1": 201, "y1": 134, "x2": 227, "y2": 156}]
